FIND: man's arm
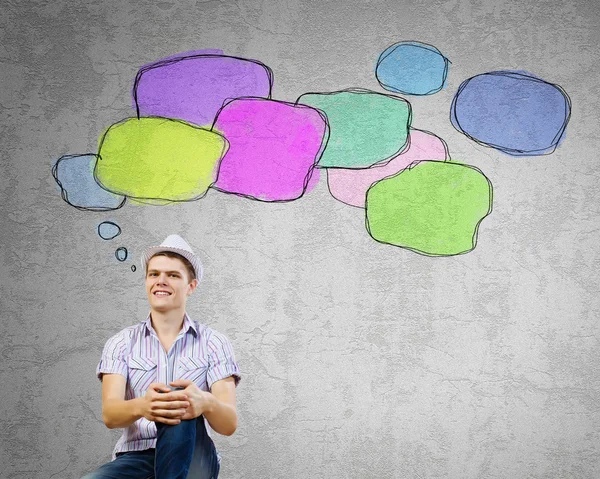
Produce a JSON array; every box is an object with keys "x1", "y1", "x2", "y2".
[
  {"x1": 205, "y1": 376, "x2": 237, "y2": 436},
  {"x1": 169, "y1": 376, "x2": 238, "y2": 436},
  {"x1": 101, "y1": 374, "x2": 142, "y2": 429},
  {"x1": 101, "y1": 374, "x2": 190, "y2": 429}
]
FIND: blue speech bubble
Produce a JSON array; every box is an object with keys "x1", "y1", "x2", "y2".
[
  {"x1": 376, "y1": 41, "x2": 450, "y2": 96},
  {"x1": 450, "y1": 71, "x2": 571, "y2": 156}
]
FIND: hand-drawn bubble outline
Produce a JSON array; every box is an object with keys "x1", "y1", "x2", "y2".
[
  {"x1": 135, "y1": 49, "x2": 225, "y2": 72},
  {"x1": 115, "y1": 247, "x2": 128, "y2": 262},
  {"x1": 295, "y1": 88, "x2": 413, "y2": 170},
  {"x1": 209, "y1": 96, "x2": 329, "y2": 203},
  {"x1": 326, "y1": 128, "x2": 452, "y2": 210},
  {"x1": 364, "y1": 160, "x2": 494, "y2": 257},
  {"x1": 51, "y1": 154, "x2": 127, "y2": 212},
  {"x1": 97, "y1": 221, "x2": 122, "y2": 240},
  {"x1": 375, "y1": 41, "x2": 451, "y2": 96},
  {"x1": 450, "y1": 70, "x2": 572, "y2": 156},
  {"x1": 132, "y1": 53, "x2": 275, "y2": 120},
  {"x1": 95, "y1": 116, "x2": 230, "y2": 205}
]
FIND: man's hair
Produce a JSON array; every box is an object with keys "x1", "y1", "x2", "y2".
[{"x1": 148, "y1": 251, "x2": 196, "y2": 282}]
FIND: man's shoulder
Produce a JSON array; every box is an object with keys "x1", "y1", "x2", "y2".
[
  {"x1": 191, "y1": 320, "x2": 234, "y2": 345},
  {"x1": 103, "y1": 322, "x2": 143, "y2": 346},
  {"x1": 200, "y1": 324, "x2": 236, "y2": 350},
  {"x1": 193, "y1": 320, "x2": 222, "y2": 337}
]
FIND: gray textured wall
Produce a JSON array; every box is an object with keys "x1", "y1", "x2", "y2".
[{"x1": 1, "y1": 0, "x2": 599, "y2": 477}]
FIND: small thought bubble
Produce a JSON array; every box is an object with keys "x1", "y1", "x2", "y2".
[
  {"x1": 98, "y1": 221, "x2": 121, "y2": 240},
  {"x1": 52, "y1": 154, "x2": 125, "y2": 211},
  {"x1": 115, "y1": 247, "x2": 128, "y2": 262},
  {"x1": 131, "y1": 265, "x2": 137, "y2": 272}
]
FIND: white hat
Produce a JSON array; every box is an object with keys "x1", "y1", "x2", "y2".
[{"x1": 141, "y1": 234, "x2": 203, "y2": 282}]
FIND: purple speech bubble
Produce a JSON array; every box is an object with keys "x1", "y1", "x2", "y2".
[{"x1": 134, "y1": 53, "x2": 273, "y2": 127}]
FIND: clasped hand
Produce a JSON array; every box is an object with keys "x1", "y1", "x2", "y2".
[{"x1": 141, "y1": 379, "x2": 213, "y2": 424}]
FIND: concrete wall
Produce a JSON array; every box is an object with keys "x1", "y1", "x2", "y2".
[{"x1": 1, "y1": 0, "x2": 599, "y2": 477}]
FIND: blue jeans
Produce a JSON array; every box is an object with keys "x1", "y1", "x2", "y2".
[{"x1": 82, "y1": 417, "x2": 220, "y2": 479}]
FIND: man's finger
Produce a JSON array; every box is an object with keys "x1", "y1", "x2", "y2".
[
  {"x1": 152, "y1": 408, "x2": 188, "y2": 419},
  {"x1": 153, "y1": 416, "x2": 182, "y2": 425},
  {"x1": 156, "y1": 390, "x2": 189, "y2": 401},
  {"x1": 151, "y1": 400, "x2": 189, "y2": 410},
  {"x1": 169, "y1": 379, "x2": 193, "y2": 388},
  {"x1": 149, "y1": 383, "x2": 171, "y2": 393},
  {"x1": 180, "y1": 411, "x2": 194, "y2": 421}
]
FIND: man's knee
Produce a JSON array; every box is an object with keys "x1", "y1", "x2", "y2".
[{"x1": 156, "y1": 419, "x2": 197, "y2": 449}]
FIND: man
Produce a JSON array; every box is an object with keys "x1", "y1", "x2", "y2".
[{"x1": 82, "y1": 234, "x2": 241, "y2": 479}]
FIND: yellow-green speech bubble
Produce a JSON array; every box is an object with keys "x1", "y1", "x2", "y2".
[{"x1": 96, "y1": 117, "x2": 228, "y2": 204}]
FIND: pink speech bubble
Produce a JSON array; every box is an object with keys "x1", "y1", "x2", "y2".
[
  {"x1": 327, "y1": 129, "x2": 449, "y2": 208},
  {"x1": 212, "y1": 98, "x2": 327, "y2": 201}
]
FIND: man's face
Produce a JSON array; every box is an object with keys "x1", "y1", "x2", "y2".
[{"x1": 145, "y1": 255, "x2": 197, "y2": 313}]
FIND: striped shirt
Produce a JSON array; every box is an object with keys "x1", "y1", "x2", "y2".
[{"x1": 96, "y1": 313, "x2": 241, "y2": 460}]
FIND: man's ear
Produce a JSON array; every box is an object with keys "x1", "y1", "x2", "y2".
[{"x1": 187, "y1": 278, "x2": 199, "y2": 295}]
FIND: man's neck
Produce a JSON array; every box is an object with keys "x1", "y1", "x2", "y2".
[{"x1": 149, "y1": 309, "x2": 187, "y2": 339}]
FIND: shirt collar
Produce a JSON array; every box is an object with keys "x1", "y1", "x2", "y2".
[{"x1": 142, "y1": 312, "x2": 198, "y2": 337}]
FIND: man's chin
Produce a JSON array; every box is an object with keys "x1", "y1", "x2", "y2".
[{"x1": 150, "y1": 301, "x2": 176, "y2": 312}]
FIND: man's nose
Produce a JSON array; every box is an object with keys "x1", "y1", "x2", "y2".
[{"x1": 157, "y1": 273, "x2": 168, "y2": 283}]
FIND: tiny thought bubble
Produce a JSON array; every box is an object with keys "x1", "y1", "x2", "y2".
[
  {"x1": 98, "y1": 221, "x2": 121, "y2": 240},
  {"x1": 115, "y1": 247, "x2": 128, "y2": 262}
]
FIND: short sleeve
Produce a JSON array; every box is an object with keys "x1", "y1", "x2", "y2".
[
  {"x1": 96, "y1": 331, "x2": 129, "y2": 381},
  {"x1": 206, "y1": 330, "x2": 241, "y2": 389}
]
